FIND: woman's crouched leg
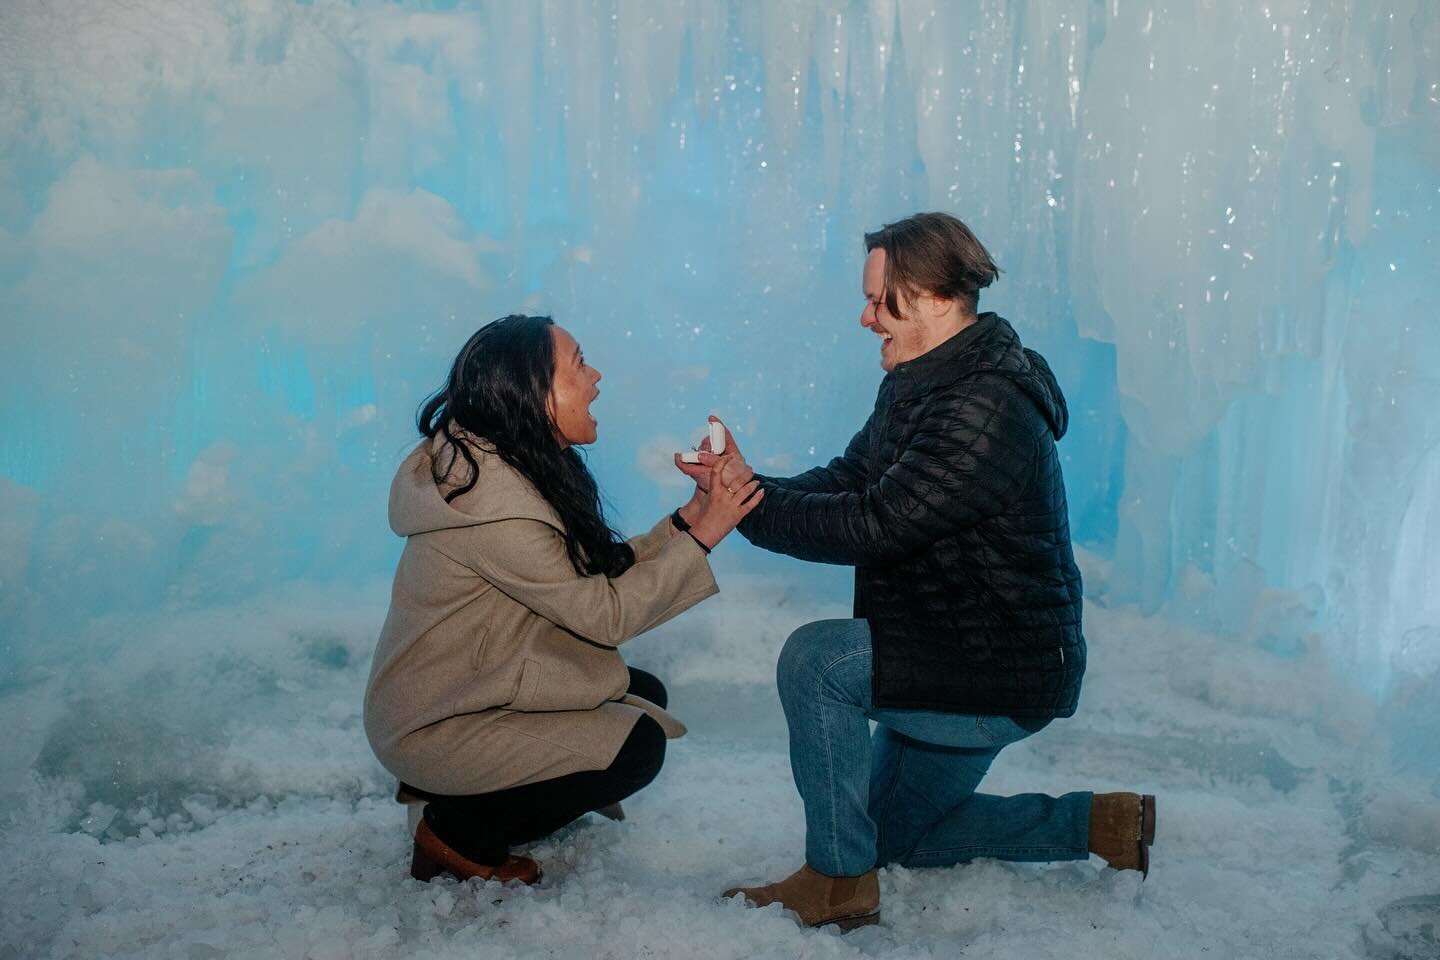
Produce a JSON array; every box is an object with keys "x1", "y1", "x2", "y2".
[
  {"x1": 419, "y1": 714, "x2": 667, "y2": 871},
  {"x1": 625, "y1": 666, "x2": 668, "y2": 709}
]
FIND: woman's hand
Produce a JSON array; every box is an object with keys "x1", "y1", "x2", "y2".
[
  {"x1": 676, "y1": 486, "x2": 704, "y2": 530},
  {"x1": 693, "y1": 450, "x2": 752, "y2": 490},
  {"x1": 673, "y1": 450, "x2": 752, "y2": 498},
  {"x1": 688, "y1": 455, "x2": 764, "y2": 549}
]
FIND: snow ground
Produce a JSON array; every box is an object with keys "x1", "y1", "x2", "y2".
[{"x1": 2, "y1": 570, "x2": 1438, "y2": 960}]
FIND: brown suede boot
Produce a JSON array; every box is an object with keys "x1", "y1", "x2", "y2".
[
  {"x1": 723, "y1": 864, "x2": 880, "y2": 930},
  {"x1": 1088, "y1": 792, "x2": 1157, "y2": 877},
  {"x1": 410, "y1": 818, "x2": 542, "y2": 884}
]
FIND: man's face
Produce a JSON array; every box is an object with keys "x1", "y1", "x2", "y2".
[{"x1": 860, "y1": 248, "x2": 928, "y2": 372}]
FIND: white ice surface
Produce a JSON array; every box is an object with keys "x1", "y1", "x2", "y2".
[{"x1": 3, "y1": 563, "x2": 1437, "y2": 959}]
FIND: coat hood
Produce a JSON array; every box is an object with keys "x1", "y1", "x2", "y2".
[
  {"x1": 389, "y1": 434, "x2": 563, "y2": 538},
  {"x1": 892, "y1": 313, "x2": 1069, "y2": 440}
]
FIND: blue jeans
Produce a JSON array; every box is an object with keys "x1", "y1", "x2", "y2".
[{"x1": 777, "y1": 618, "x2": 1092, "y2": 877}]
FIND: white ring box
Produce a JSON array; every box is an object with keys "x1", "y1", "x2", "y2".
[{"x1": 680, "y1": 421, "x2": 726, "y2": 463}]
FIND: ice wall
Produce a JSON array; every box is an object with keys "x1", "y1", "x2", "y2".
[{"x1": 1, "y1": 0, "x2": 1437, "y2": 694}]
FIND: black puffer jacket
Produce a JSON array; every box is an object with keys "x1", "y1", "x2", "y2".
[{"x1": 739, "y1": 314, "x2": 1085, "y2": 718}]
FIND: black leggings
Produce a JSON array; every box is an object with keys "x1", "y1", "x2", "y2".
[{"x1": 418, "y1": 667, "x2": 670, "y2": 866}]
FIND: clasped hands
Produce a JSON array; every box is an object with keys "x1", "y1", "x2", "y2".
[{"x1": 670, "y1": 416, "x2": 760, "y2": 547}]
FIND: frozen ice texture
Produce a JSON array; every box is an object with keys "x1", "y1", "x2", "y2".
[{"x1": 1, "y1": 1, "x2": 1434, "y2": 692}]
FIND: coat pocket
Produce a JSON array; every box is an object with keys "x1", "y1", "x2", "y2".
[
  {"x1": 468, "y1": 627, "x2": 491, "y2": 672},
  {"x1": 508, "y1": 658, "x2": 543, "y2": 711}
]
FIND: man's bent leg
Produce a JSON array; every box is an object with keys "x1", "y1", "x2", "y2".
[
  {"x1": 868, "y1": 725, "x2": 1002, "y2": 866},
  {"x1": 868, "y1": 712, "x2": 1090, "y2": 867},
  {"x1": 775, "y1": 618, "x2": 880, "y2": 877},
  {"x1": 898, "y1": 791, "x2": 1091, "y2": 867}
]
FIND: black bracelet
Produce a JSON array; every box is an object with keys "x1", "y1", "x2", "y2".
[
  {"x1": 685, "y1": 530, "x2": 712, "y2": 554},
  {"x1": 670, "y1": 508, "x2": 691, "y2": 533}
]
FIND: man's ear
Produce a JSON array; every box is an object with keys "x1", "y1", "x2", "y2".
[{"x1": 925, "y1": 293, "x2": 954, "y2": 320}]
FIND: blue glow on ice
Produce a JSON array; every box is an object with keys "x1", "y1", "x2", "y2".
[
  {"x1": 0, "y1": 2, "x2": 1436, "y2": 694},
  {"x1": 4, "y1": 8, "x2": 1440, "y2": 956}
]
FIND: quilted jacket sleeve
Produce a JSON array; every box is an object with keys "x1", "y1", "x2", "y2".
[
  {"x1": 759, "y1": 413, "x2": 874, "y2": 494},
  {"x1": 738, "y1": 377, "x2": 1037, "y2": 565}
]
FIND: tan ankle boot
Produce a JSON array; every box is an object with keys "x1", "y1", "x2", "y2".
[
  {"x1": 1088, "y1": 792, "x2": 1157, "y2": 877},
  {"x1": 723, "y1": 864, "x2": 880, "y2": 930}
]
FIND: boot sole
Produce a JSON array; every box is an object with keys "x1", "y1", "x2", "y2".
[
  {"x1": 822, "y1": 910, "x2": 881, "y2": 932},
  {"x1": 1140, "y1": 794, "x2": 1156, "y2": 879}
]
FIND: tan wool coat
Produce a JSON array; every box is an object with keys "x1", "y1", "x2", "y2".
[{"x1": 363, "y1": 435, "x2": 718, "y2": 795}]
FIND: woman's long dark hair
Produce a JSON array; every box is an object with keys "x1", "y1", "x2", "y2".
[{"x1": 417, "y1": 315, "x2": 634, "y2": 578}]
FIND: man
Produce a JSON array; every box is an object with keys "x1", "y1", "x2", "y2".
[{"x1": 677, "y1": 212, "x2": 1155, "y2": 930}]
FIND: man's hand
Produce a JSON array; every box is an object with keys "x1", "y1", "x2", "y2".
[
  {"x1": 716, "y1": 450, "x2": 753, "y2": 491},
  {"x1": 700, "y1": 416, "x2": 743, "y2": 460},
  {"x1": 673, "y1": 451, "x2": 710, "y2": 490},
  {"x1": 674, "y1": 416, "x2": 750, "y2": 492}
]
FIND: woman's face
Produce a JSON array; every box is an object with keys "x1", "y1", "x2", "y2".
[{"x1": 548, "y1": 325, "x2": 602, "y2": 447}]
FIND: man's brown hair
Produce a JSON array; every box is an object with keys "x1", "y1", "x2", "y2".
[{"x1": 864, "y1": 212, "x2": 1001, "y2": 318}]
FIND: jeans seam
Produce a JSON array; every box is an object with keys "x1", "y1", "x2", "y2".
[
  {"x1": 907, "y1": 842, "x2": 1088, "y2": 862},
  {"x1": 873, "y1": 735, "x2": 910, "y2": 863},
  {"x1": 814, "y1": 645, "x2": 871, "y2": 874}
]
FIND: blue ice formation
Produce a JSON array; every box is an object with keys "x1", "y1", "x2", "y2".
[{"x1": 0, "y1": 1, "x2": 1437, "y2": 695}]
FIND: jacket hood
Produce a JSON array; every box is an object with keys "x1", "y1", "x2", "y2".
[
  {"x1": 892, "y1": 313, "x2": 1069, "y2": 440},
  {"x1": 389, "y1": 434, "x2": 563, "y2": 537}
]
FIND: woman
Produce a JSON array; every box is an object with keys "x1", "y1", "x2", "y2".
[{"x1": 364, "y1": 314, "x2": 760, "y2": 884}]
